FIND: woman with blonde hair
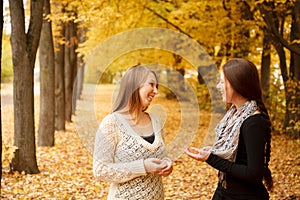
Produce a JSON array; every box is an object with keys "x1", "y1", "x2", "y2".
[{"x1": 93, "y1": 65, "x2": 173, "y2": 200}]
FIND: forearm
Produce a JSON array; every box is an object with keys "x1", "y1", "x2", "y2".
[
  {"x1": 206, "y1": 153, "x2": 233, "y2": 173},
  {"x1": 93, "y1": 159, "x2": 147, "y2": 183}
]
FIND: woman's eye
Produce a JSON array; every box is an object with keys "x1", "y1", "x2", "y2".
[{"x1": 150, "y1": 82, "x2": 158, "y2": 89}]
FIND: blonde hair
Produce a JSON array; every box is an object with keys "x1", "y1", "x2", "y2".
[{"x1": 112, "y1": 65, "x2": 158, "y2": 118}]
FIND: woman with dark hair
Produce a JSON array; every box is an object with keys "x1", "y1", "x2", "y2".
[
  {"x1": 185, "y1": 58, "x2": 273, "y2": 199},
  {"x1": 93, "y1": 65, "x2": 173, "y2": 200}
]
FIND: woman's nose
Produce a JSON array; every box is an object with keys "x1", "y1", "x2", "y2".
[
  {"x1": 153, "y1": 86, "x2": 158, "y2": 95},
  {"x1": 216, "y1": 81, "x2": 221, "y2": 89}
]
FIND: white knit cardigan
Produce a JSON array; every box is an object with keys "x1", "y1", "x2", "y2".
[{"x1": 93, "y1": 112, "x2": 168, "y2": 200}]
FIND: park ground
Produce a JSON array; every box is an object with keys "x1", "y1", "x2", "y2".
[{"x1": 1, "y1": 83, "x2": 299, "y2": 199}]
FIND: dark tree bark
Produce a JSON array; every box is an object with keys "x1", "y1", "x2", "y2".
[
  {"x1": 64, "y1": 21, "x2": 72, "y2": 122},
  {"x1": 222, "y1": 0, "x2": 252, "y2": 58},
  {"x1": 261, "y1": 29, "x2": 271, "y2": 101},
  {"x1": 0, "y1": 0, "x2": 3, "y2": 187},
  {"x1": 64, "y1": 20, "x2": 78, "y2": 119},
  {"x1": 9, "y1": 0, "x2": 43, "y2": 174},
  {"x1": 286, "y1": 0, "x2": 300, "y2": 138},
  {"x1": 70, "y1": 21, "x2": 78, "y2": 115},
  {"x1": 235, "y1": 1, "x2": 252, "y2": 57},
  {"x1": 74, "y1": 27, "x2": 86, "y2": 104},
  {"x1": 38, "y1": 0, "x2": 55, "y2": 146},
  {"x1": 55, "y1": 19, "x2": 66, "y2": 131},
  {"x1": 76, "y1": 64, "x2": 84, "y2": 100},
  {"x1": 290, "y1": 1, "x2": 300, "y2": 81}
]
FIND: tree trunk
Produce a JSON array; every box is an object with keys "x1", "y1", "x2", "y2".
[
  {"x1": 71, "y1": 21, "x2": 78, "y2": 115},
  {"x1": 9, "y1": 0, "x2": 43, "y2": 174},
  {"x1": 38, "y1": 0, "x2": 55, "y2": 146},
  {"x1": 72, "y1": 77, "x2": 78, "y2": 115},
  {"x1": 236, "y1": 1, "x2": 252, "y2": 57},
  {"x1": 258, "y1": 2, "x2": 300, "y2": 55},
  {"x1": 290, "y1": 0, "x2": 300, "y2": 84},
  {"x1": 261, "y1": 29, "x2": 271, "y2": 101},
  {"x1": 286, "y1": 0, "x2": 300, "y2": 138},
  {"x1": 284, "y1": 80, "x2": 300, "y2": 138},
  {"x1": 76, "y1": 64, "x2": 84, "y2": 99},
  {"x1": 291, "y1": 0, "x2": 300, "y2": 81},
  {"x1": 274, "y1": 29, "x2": 294, "y2": 139},
  {"x1": 75, "y1": 27, "x2": 86, "y2": 102},
  {"x1": 290, "y1": 0, "x2": 300, "y2": 81},
  {"x1": 64, "y1": 21, "x2": 73, "y2": 122},
  {"x1": 267, "y1": 0, "x2": 300, "y2": 138},
  {"x1": 0, "y1": 0, "x2": 3, "y2": 187},
  {"x1": 55, "y1": 19, "x2": 66, "y2": 131}
]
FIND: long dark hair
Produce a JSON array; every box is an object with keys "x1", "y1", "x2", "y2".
[{"x1": 222, "y1": 58, "x2": 273, "y2": 190}]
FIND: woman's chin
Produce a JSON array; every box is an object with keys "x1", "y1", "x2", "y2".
[{"x1": 142, "y1": 106, "x2": 149, "y2": 111}]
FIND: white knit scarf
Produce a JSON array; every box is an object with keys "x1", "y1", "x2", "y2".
[{"x1": 211, "y1": 100, "x2": 258, "y2": 188}]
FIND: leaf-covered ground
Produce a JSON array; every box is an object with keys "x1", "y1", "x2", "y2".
[{"x1": 1, "y1": 84, "x2": 299, "y2": 199}]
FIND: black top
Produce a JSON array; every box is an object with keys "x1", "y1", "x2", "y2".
[
  {"x1": 142, "y1": 133, "x2": 155, "y2": 144},
  {"x1": 206, "y1": 114, "x2": 269, "y2": 199}
]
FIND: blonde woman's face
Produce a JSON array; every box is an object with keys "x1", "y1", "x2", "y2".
[{"x1": 139, "y1": 73, "x2": 158, "y2": 109}]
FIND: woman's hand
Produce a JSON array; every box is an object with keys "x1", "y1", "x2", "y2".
[
  {"x1": 159, "y1": 158, "x2": 173, "y2": 177},
  {"x1": 144, "y1": 158, "x2": 168, "y2": 174},
  {"x1": 184, "y1": 146, "x2": 211, "y2": 162}
]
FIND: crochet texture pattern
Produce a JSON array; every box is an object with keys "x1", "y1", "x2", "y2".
[{"x1": 93, "y1": 113, "x2": 166, "y2": 200}]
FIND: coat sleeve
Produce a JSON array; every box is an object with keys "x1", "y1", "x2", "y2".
[{"x1": 93, "y1": 114, "x2": 147, "y2": 184}]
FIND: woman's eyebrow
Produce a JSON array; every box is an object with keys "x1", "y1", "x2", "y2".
[{"x1": 148, "y1": 78, "x2": 157, "y2": 83}]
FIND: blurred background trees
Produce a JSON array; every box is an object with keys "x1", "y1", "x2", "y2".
[{"x1": 1, "y1": 0, "x2": 299, "y2": 174}]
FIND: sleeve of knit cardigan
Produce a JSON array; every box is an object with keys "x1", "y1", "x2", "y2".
[
  {"x1": 206, "y1": 115, "x2": 267, "y2": 185},
  {"x1": 93, "y1": 114, "x2": 147, "y2": 183}
]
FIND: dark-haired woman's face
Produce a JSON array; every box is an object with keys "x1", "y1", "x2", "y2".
[{"x1": 217, "y1": 71, "x2": 235, "y2": 103}]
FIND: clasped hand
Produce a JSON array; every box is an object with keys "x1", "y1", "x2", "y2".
[
  {"x1": 184, "y1": 146, "x2": 212, "y2": 162},
  {"x1": 144, "y1": 158, "x2": 173, "y2": 177}
]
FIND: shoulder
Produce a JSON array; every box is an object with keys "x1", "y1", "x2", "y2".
[
  {"x1": 241, "y1": 114, "x2": 269, "y2": 136},
  {"x1": 242, "y1": 114, "x2": 267, "y2": 127},
  {"x1": 99, "y1": 113, "x2": 117, "y2": 131}
]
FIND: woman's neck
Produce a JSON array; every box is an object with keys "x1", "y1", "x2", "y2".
[
  {"x1": 232, "y1": 96, "x2": 248, "y2": 109},
  {"x1": 119, "y1": 109, "x2": 145, "y2": 125}
]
